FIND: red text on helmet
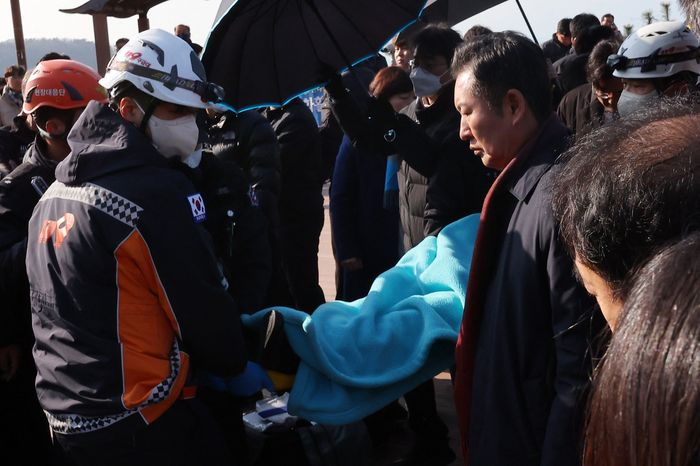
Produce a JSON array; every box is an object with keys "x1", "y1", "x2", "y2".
[{"x1": 124, "y1": 51, "x2": 152, "y2": 68}]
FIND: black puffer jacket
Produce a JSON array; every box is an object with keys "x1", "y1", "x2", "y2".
[
  {"x1": 263, "y1": 99, "x2": 324, "y2": 199},
  {"x1": 0, "y1": 115, "x2": 35, "y2": 178},
  {"x1": 263, "y1": 98, "x2": 326, "y2": 312},
  {"x1": 0, "y1": 137, "x2": 57, "y2": 347},
  {"x1": 208, "y1": 110, "x2": 281, "y2": 232}
]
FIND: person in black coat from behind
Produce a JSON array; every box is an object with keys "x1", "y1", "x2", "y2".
[
  {"x1": 554, "y1": 14, "x2": 615, "y2": 95},
  {"x1": 263, "y1": 98, "x2": 326, "y2": 313},
  {"x1": 0, "y1": 114, "x2": 34, "y2": 178},
  {"x1": 541, "y1": 18, "x2": 572, "y2": 64},
  {"x1": 206, "y1": 108, "x2": 286, "y2": 309}
]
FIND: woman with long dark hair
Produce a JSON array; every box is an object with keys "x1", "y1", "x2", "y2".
[{"x1": 584, "y1": 232, "x2": 700, "y2": 466}]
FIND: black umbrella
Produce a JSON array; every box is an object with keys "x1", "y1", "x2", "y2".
[
  {"x1": 202, "y1": 0, "x2": 426, "y2": 112},
  {"x1": 59, "y1": 0, "x2": 168, "y2": 17},
  {"x1": 420, "y1": 0, "x2": 538, "y2": 42},
  {"x1": 421, "y1": 0, "x2": 506, "y2": 26}
]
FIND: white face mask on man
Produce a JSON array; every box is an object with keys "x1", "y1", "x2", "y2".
[
  {"x1": 136, "y1": 103, "x2": 200, "y2": 160},
  {"x1": 409, "y1": 66, "x2": 447, "y2": 98},
  {"x1": 147, "y1": 113, "x2": 200, "y2": 160},
  {"x1": 616, "y1": 89, "x2": 659, "y2": 117}
]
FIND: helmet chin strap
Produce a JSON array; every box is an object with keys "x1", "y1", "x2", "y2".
[{"x1": 137, "y1": 98, "x2": 159, "y2": 134}]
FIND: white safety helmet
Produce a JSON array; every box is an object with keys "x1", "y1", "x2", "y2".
[
  {"x1": 609, "y1": 21, "x2": 700, "y2": 79},
  {"x1": 100, "y1": 28, "x2": 223, "y2": 109}
]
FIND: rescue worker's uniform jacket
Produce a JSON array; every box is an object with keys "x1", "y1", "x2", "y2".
[{"x1": 26, "y1": 101, "x2": 246, "y2": 436}]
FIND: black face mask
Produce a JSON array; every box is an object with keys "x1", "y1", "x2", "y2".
[
  {"x1": 36, "y1": 109, "x2": 80, "y2": 141},
  {"x1": 177, "y1": 32, "x2": 192, "y2": 44}
]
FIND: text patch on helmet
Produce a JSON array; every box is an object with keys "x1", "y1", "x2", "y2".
[
  {"x1": 34, "y1": 88, "x2": 66, "y2": 97},
  {"x1": 187, "y1": 194, "x2": 206, "y2": 223}
]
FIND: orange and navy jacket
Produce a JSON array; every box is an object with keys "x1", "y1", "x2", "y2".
[{"x1": 26, "y1": 102, "x2": 246, "y2": 435}]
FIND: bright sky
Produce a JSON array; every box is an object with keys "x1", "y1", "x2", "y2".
[{"x1": 0, "y1": 0, "x2": 688, "y2": 48}]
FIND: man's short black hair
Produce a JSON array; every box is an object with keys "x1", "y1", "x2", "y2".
[
  {"x1": 570, "y1": 13, "x2": 599, "y2": 39},
  {"x1": 413, "y1": 23, "x2": 463, "y2": 66},
  {"x1": 552, "y1": 95, "x2": 700, "y2": 300},
  {"x1": 601, "y1": 13, "x2": 615, "y2": 21},
  {"x1": 463, "y1": 25, "x2": 492, "y2": 44},
  {"x1": 4, "y1": 65, "x2": 25, "y2": 79},
  {"x1": 575, "y1": 25, "x2": 616, "y2": 54},
  {"x1": 557, "y1": 18, "x2": 572, "y2": 36},
  {"x1": 451, "y1": 31, "x2": 552, "y2": 123},
  {"x1": 37, "y1": 52, "x2": 70, "y2": 64}
]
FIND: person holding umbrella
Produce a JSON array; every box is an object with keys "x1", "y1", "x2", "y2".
[
  {"x1": 330, "y1": 66, "x2": 412, "y2": 300},
  {"x1": 326, "y1": 23, "x2": 495, "y2": 466}
]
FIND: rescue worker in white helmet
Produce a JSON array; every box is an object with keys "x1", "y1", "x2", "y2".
[
  {"x1": 607, "y1": 21, "x2": 700, "y2": 117},
  {"x1": 25, "y1": 28, "x2": 247, "y2": 466}
]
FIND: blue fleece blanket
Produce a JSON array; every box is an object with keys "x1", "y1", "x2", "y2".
[{"x1": 242, "y1": 214, "x2": 479, "y2": 425}]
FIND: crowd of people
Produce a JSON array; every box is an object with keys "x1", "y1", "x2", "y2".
[{"x1": 0, "y1": 5, "x2": 698, "y2": 466}]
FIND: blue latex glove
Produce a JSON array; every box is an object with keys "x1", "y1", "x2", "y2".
[{"x1": 199, "y1": 362, "x2": 275, "y2": 397}]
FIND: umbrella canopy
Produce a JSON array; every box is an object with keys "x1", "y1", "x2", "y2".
[
  {"x1": 421, "y1": 0, "x2": 507, "y2": 26},
  {"x1": 60, "y1": 0, "x2": 168, "y2": 18},
  {"x1": 202, "y1": 0, "x2": 426, "y2": 112},
  {"x1": 214, "y1": 0, "x2": 507, "y2": 29}
]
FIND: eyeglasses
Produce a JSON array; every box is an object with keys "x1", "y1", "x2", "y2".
[{"x1": 594, "y1": 89, "x2": 622, "y2": 105}]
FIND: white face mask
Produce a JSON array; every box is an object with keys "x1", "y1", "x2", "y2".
[
  {"x1": 409, "y1": 66, "x2": 445, "y2": 97},
  {"x1": 140, "y1": 107, "x2": 200, "y2": 160},
  {"x1": 617, "y1": 89, "x2": 659, "y2": 117}
]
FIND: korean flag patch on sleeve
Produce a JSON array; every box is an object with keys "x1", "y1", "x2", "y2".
[{"x1": 187, "y1": 193, "x2": 207, "y2": 223}]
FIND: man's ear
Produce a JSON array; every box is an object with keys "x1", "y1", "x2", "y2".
[
  {"x1": 118, "y1": 97, "x2": 143, "y2": 126},
  {"x1": 503, "y1": 89, "x2": 528, "y2": 124},
  {"x1": 43, "y1": 118, "x2": 67, "y2": 137}
]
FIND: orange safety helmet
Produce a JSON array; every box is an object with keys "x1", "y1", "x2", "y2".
[{"x1": 22, "y1": 59, "x2": 108, "y2": 114}]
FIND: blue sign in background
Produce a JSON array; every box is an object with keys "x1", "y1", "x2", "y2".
[{"x1": 300, "y1": 88, "x2": 326, "y2": 127}]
